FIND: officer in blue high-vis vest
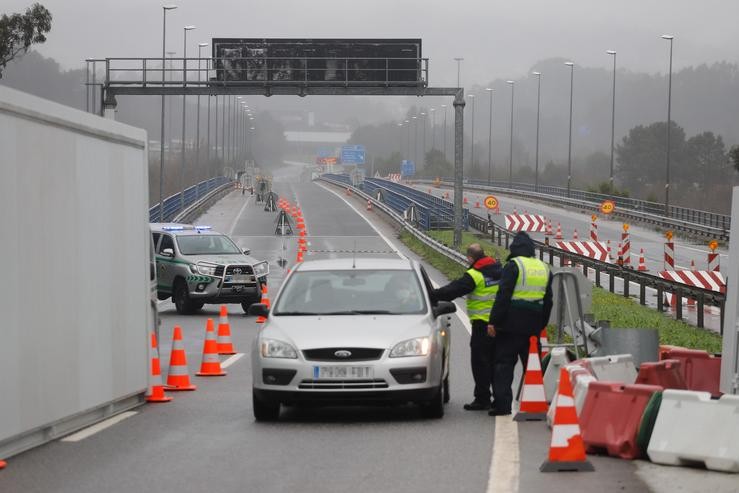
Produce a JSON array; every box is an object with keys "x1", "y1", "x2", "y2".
[
  {"x1": 431, "y1": 244, "x2": 502, "y2": 411},
  {"x1": 487, "y1": 232, "x2": 553, "y2": 416}
]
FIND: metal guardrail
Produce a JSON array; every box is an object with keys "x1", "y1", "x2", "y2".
[
  {"x1": 149, "y1": 176, "x2": 231, "y2": 222},
  {"x1": 320, "y1": 176, "x2": 726, "y2": 332},
  {"x1": 416, "y1": 178, "x2": 730, "y2": 241}
]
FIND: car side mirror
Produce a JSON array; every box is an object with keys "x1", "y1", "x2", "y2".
[
  {"x1": 161, "y1": 248, "x2": 174, "y2": 258},
  {"x1": 243, "y1": 248, "x2": 251, "y2": 255},
  {"x1": 432, "y1": 301, "x2": 456, "y2": 318},
  {"x1": 248, "y1": 303, "x2": 270, "y2": 318}
]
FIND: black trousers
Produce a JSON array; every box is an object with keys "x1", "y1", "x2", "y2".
[
  {"x1": 492, "y1": 331, "x2": 531, "y2": 412},
  {"x1": 470, "y1": 320, "x2": 496, "y2": 403}
]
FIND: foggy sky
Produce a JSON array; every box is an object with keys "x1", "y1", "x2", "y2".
[{"x1": 5, "y1": 0, "x2": 739, "y2": 87}]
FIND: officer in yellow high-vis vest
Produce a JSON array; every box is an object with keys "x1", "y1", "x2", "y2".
[
  {"x1": 487, "y1": 232, "x2": 553, "y2": 416},
  {"x1": 431, "y1": 244, "x2": 502, "y2": 411}
]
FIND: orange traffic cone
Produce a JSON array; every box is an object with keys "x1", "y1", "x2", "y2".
[
  {"x1": 463, "y1": 196, "x2": 468, "y2": 205},
  {"x1": 637, "y1": 248, "x2": 648, "y2": 272},
  {"x1": 296, "y1": 250, "x2": 304, "y2": 263},
  {"x1": 196, "y1": 319, "x2": 227, "y2": 377},
  {"x1": 146, "y1": 331, "x2": 172, "y2": 402},
  {"x1": 555, "y1": 223, "x2": 563, "y2": 240},
  {"x1": 217, "y1": 305, "x2": 236, "y2": 355},
  {"x1": 540, "y1": 368, "x2": 594, "y2": 472},
  {"x1": 540, "y1": 328, "x2": 550, "y2": 359},
  {"x1": 166, "y1": 326, "x2": 197, "y2": 391},
  {"x1": 367, "y1": 200, "x2": 373, "y2": 211},
  {"x1": 0, "y1": 459, "x2": 5, "y2": 469},
  {"x1": 514, "y1": 336, "x2": 548, "y2": 422},
  {"x1": 573, "y1": 229, "x2": 579, "y2": 240},
  {"x1": 545, "y1": 218, "x2": 553, "y2": 236},
  {"x1": 475, "y1": 201, "x2": 480, "y2": 208},
  {"x1": 256, "y1": 284, "x2": 270, "y2": 324}
]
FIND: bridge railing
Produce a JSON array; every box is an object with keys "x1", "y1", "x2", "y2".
[{"x1": 149, "y1": 176, "x2": 231, "y2": 222}]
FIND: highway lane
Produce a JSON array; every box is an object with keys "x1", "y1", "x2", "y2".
[
  {"x1": 420, "y1": 185, "x2": 728, "y2": 275},
  {"x1": 0, "y1": 166, "x2": 675, "y2": 493}
]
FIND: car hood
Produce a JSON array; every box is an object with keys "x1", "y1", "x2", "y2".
[
  {"x1": 186, "y1": 254, "x2": 261, "y2": 265},
  {"x1": 261, "y1": 314, "x2": 435, "y2": 350}
]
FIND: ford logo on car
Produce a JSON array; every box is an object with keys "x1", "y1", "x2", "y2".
[{"x1": 334, "y1": 350, "x2": 352, "y2": 358}]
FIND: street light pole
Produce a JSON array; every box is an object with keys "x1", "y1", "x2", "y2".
[
  {"x1": 469, "y1": 94, "x2": 475, "y2": 173},
  {"x1": 430, "y1": 108, "x2": 436, "y2": 151},
  {"x1": 180, "y1": 25, "x2": 196, "y2": 211},
  {"x1": 485, "y1": 87, "x2": 493, "y2": 185},
  {"x1": 159, "y1": 5, "x2": 177, "y2": 221},
  {"x1": 421, "y1": 111, "x2": 427, "y2": 166},
  {"x1": 441, "y1": 104, "x2": 448, "y2": 162},
  {"x1": 412, "y1": 115, "x2": 418, "y2": 164},
  {"x1": 532, "y1": 72, "x2": 542, "y2": 192},
  {"x1": 196, "y1": 42, "x2": 208, "y2": 180},
  {"x1": 607, "y1": 50, "x2": 617, "y2": 190},
  {"x1": 506, "y1": 80, "x2": 515, "y2": 188},
  {"x1": 565, "y1": 61, "x2": 575, "y2": 198},
  {"x1": 662, "y1": 35, "x2": 674, "y2": 216},
  {"x1": 454, "y1": 57, "x2": 464, "y2": 88}
]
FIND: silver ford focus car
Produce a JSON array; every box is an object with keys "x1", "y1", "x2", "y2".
[{"x1": 249, "y1": 257, "x2": 456, "y2": 421}]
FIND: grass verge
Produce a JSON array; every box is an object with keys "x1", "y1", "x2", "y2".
[{"x1": 400, "y1": 229, "x2": 722, "y2": 352}]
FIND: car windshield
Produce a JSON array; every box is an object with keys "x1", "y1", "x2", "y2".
[
  {"x1": 176, "y1": 234, "x2": 241, "y2": 255},
  {"x1": 273, "y1": 269, "x2": 427, "y2": 316}
]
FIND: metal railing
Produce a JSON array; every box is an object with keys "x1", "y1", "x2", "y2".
[
  {"x1": 100, "y1": 56, "x2": 429, "y2": 88},
  {"x1": 416, "y1": 178, "x2": 731, "y2": 241},
  {"x1": 148, "y1": 176, "x2": 231, "y2": 222},
  {"x1": 320, "y1": 176, "x2": 726, "y2": 332}
]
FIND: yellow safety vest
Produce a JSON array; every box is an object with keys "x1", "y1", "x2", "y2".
[
  {"x1": 466, "y1": 267, "x2": 499, "y2": 322},
  {"x1": 511, "y1": 257, "x2": 549, "y2": 307}
]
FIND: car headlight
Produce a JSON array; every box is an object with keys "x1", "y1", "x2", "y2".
[
  {"x1": 390, "y1": 337, "x2": 431, "y2": 358},
  {"x1": 260, "y1": 339, "x2": 298, "y2": 359},
  {"x1": 196, "y1": 264, "x2": 218, "y2": 276},
  {"x1": 253, "y1": 261, "x2": 269, "y2": 278}
]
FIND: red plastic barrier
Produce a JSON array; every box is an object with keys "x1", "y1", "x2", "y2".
[
  {"x1": 635, "y1": 359, "x2": 686, "y2": 390},
  {"x1": 580, "y1": 382, "x2": 662, "y2": 460},
  {"x1": 660, "y1": 349, "x2": 721, "y2": 396}
]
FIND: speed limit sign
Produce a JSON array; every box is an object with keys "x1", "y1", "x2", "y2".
[
  {"x1": 600, "y1": 200, "x2": 615, "y2": 215},
  {"x1": 484, "y1": 195, "x2": 499, "y2": 210}
]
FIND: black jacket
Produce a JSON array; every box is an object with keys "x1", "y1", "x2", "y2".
[
  {"x1": 489, "y1": 232, "x2": 553, "y2": 336},
  {"x1": 431, "y1": 256, "x2": 502, "y2": 303}
]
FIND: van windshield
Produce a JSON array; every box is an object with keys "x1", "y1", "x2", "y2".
[{"x1": 177, "y1": 235, "x2": 241, "y2": 255}]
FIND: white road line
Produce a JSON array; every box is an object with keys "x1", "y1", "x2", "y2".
[
  {"x1": 487, "y1": 415, "x2": 520, "y2": 493},
  {"x1": 228, "y1": 195, "x2": 254, "y2": 236},
  {"x1": 317, "y1": 182, "x2": 405, "y2": 258},
  {"x1": 221, "y1": 353, "x2": 244, "y2": 368},
  {"x1": 60, "y1": 411, "x2": 138, "y2": 442}
]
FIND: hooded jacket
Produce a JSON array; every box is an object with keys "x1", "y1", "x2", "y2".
[
  {"x1": 430, "y1": 256, "x2": 502, "y2": 306},
  {"x1": 489, "y1": 232, "x2": 553, "y2": 335}
]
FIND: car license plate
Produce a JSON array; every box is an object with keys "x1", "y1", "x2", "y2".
[
  {"x1": 226, "y1": 274, "x2": 250, "y2": 283},
  {"x1": 313, "y1": 366, "x2": 373, "y2": 380}
]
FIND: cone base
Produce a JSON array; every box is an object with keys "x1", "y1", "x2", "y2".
[
  {"x1": 196, "y1": 371, "x2": 227, "y2": 377},
  {"x1": 146, "y1": 395, "x2": 173, "y2": 403},
  {"x1": 539, "y1": 460, "x2": 594, "y2": 473},
  {"x1": 514, "y1": 411, "x2": 547, "y2": 422},
  {"x1": 0, "y1": 460, "x2": 6, "y2": 469},
  {"x1": 218, "y1": 351, "x2": 237, "y2": 355},
  {"x1": 165, "y1": 384, "x2": 197, "y2": 391}
]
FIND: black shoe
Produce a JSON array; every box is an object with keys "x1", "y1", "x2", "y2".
[
  {"x1": 488, "y1": 408, "x2": 512, "y2": 416},
  {"x1": 463, "y1": 400, "x2": 491, "y2": 411}
]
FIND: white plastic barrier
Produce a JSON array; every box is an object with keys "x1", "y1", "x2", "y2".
[
  {"x1": 648, "y1": 390, "x2": 739, "y2": 472},
  {"x1": 585, "y1": 354, "x2": 637, "y2": 383},
  {"x1": 543, "y1": 347, "x2": 570, "y2": 402},
  {"x1": 547, "y1": 364, "x2": 594, "y2": 427}
]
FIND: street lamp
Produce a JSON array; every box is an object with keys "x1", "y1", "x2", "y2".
[
  {"x1": 506, "y1": 80, "x2": 515, "y2": 188},
  {"x1": 404, "y1": 119, "x2": 410, "y2": 160},
  {"x1": 607, "y1": 51, "x2": 617, "y2": 190},
  {"x1": 412, "y1": 115, "x2": 418, "y2": 164},
  {"x1": 180, "y1": 25, "x2": 196, "y2": 211},
  {"x1": 565, "y1": 61, "x2": 575, "y2": 198},
  {"x1": 430, "y1": 108, "x2": 436, "y2": 151},
  {"x1": 662, "y1": 35, "x2": 674, "y2": 216},
  {"x1": 441, "y1": 104, "x2": 448, "y2": 162},
  {"x1": 485, "y1": 87, "x2": 493, "y2": 185},
  {"x1": 532, "y1": 72, "x2": 542, "y2": 192},
  {"x1": 453, "y1": 57, "x2": 464, "y2": 88},
  {"x1": 421, "y1": 111, "x2": 427, "y2": 166},
  {"x1": 397, "y1": 122, "x2": 404, "y2": 155},
  {"x1": 468, "y1": 94, "x2": 476, "y2": 172},
  {"x1": 197, "y1": 42, "x2": 208, "y2": 178},
  {"x1": 159, "y1": 4, "x2": 177, "y2": 221}
]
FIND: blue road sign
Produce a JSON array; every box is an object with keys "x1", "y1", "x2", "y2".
[
  {"x1": 401, "y1": 159, "x2": 415, "y2": 177},
  {"x1": 341, "y1": 145, "x2": 366, "y2": 165}
]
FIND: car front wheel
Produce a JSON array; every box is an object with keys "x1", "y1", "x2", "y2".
[
  {"x1": 420, "y1": 382, "x2": 445, "y2": 419},
  {"x1": 253, "y1": 390, "x2": 280, "y2": 421},
  {"x1": 173, "y1": 279, "x2": 199, "y2": 315}
]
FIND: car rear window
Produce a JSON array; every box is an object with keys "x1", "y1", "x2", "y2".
[{"x1": 273, "y1": 269, "x2": 426, "y2": 316}]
